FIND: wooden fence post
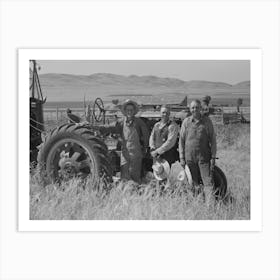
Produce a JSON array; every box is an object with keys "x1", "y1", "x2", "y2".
[{"x1": 56, "y1": 106, "x2": 59, "y2": 125}]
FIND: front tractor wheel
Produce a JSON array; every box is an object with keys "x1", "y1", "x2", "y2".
[{"x1": 37, "y1": 124, "x2": 112, "y2": 185}]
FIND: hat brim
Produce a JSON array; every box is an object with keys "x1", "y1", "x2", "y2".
[
  {"x1": 185, "y1": 164, "x2": 193, "y2": 186},
  {"x1": 177, "y1": 170, "x2": 186, "y2": 182},
  {"x1": 121, "y1": 100, "x2": 139, "y2": 115},
  {"x1": 153, "y1": 159, "x2": 170, "y2": 181}
]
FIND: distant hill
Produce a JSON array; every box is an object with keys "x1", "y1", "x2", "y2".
[
  {"x1": 38, "y1": 73, "x2": 250, "y2": 102},
  {"x1": 186, "y1": 80, "x2": 232, "y2": 89},
  {"x1": 232, "y1": 81, "x2": 250, "y2": 89}
]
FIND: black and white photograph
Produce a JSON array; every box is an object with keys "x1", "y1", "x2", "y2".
[
  {"x1": 24, "y1": 50, "x2": 258, "y2": 225},
  {"x1": 2, "y1": 1, "x2": 280, "y2": 280}
]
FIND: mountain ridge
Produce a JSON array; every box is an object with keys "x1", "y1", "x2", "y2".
[
  {"x1": 40, "y1": 73, "x2": 249, "y2": 88},
  {"x1": 38, "y1": 73, "x2": 250, "y2": 102}
]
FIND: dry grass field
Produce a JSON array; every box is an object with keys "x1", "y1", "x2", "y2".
[{"x1": 30, "y1": 123, "x2": 250, "y2": 220}]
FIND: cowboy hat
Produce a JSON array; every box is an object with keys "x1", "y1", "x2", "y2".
[
  {"x1": 177, "y1": 164, "x2": 193, "y2": 186},
  {"x1": 152, "y1": 159, "x2": 170, "y2": 181},
  {"x1": 121, "y1": 99, "x2": 139, "y2": 115}
]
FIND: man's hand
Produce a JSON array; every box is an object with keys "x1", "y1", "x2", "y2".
[
  {"x1": 151, "y1": 150, "x2": 159, "y2": 158},
  {"x1": 210, "y1": 158, "x2": 215, "y2": 172},
  {"x1": 180, "y1": 158, "x2": 186, "y2": 167}
]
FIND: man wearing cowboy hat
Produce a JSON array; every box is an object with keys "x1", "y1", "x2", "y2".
[
  {"x1": 149, "y1": 105, "x2": 179, "y2": 166},
  {"x1": 179, "y1": 99, "x2": 217, "y2": 201},
  {"x1": 115, "y1": 99, "x2": 149, "y2": 183}
]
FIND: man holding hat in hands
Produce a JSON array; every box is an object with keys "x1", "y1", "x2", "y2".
[
  {"x1": 116, "y1": 99, "x2": 149, "y2": 184},
  {"x1": 149, "y1": 105, "x2": 179, "y2": 166},
  {"x1": 179, "y1": 99, "x2": 217, "y2": 202}
]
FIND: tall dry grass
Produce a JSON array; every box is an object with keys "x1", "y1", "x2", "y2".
[{"x1": 30, "y1": 123, "x2": 250, "y2": 220}]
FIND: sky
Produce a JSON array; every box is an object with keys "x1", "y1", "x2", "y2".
[{"x1": 37, "y1": 60, "x2": 250, "y2": 85}]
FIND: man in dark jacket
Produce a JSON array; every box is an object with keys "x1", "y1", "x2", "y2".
[
  {"x1": 179, "y1": 100, "x2": 216, "y2": 202},
  {"x1": 149, "y1": 105, "x2": 179, "y2": 166}
]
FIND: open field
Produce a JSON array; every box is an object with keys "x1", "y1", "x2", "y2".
[
  {"x1": 31, "y1": 73, "x2": 250, "y2": 220},
  {"x1": 30, "y1": 123, "x2": 250, "y2": 220}
]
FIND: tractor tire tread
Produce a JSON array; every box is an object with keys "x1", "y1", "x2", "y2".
[{"x1": 37, "y1": 124, "x2": 112, "y2": 184}]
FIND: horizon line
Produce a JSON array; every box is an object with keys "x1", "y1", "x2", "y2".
[{"x1": 38, "y1": 72, "x2": 250, "y2": 86}]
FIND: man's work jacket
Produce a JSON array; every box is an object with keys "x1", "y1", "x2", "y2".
[
  {"x1": 149, "y1": 120, "x2": 179, "y2": 164},
  {"x1": 116, "y1": 117, "x2": 149, "y2": 165},
  {"x1": 179, "y1": 115, "x2": 216, "y2": 163}
]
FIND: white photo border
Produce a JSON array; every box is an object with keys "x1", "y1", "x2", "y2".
[{"x1": 19, "y1": 48, "x2": 262, "y2": 232}]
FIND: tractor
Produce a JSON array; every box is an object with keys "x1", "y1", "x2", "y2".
[
  {"x1": 30, "y1": 60, "x2": 227, "y2": 198},
  {"x1": 30, "y1": 60, "x2": 46, "y2": 163},
  {"x1": 36, "y1": 98, "x2": 163, "y2": 185}
]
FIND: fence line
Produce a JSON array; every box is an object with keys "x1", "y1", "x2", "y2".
[{"x1": 43, "y1": 106, "x2": 250, "y2": 126}]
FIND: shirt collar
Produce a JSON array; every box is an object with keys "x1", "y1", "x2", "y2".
[
  {"x1": 159, "y1": 119, "x2": 170, "y2": 129},
  {"x1": 191, "y1": 114, "x2": 203, "y2": 123},
  {"x1": 125, "y1": 116, "x2": 135, "y2": 126}
]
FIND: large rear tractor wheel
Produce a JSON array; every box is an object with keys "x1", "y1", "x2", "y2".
[
  {"x1": 213, "y1": 166, "x2": 227, "y2": 200},
  {"x1": 37, "y1": 123, "x2": 112, "y2": 185}
]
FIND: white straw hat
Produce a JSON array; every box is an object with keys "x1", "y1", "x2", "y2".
[
  {"x1": 177, "y1": 164, "x2": 193, "y2": 186},
  {"x1": 184, "y1": 164, "x2": 193, "y2": 186},
  {"x1": 152, "y1": 159, "x2": 170, "y2": 181}
]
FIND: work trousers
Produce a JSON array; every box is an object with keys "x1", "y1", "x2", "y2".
[
  {"x1": 121, "y1": 156, "x2": 142, "y2": 184},
  {"x1": 187, "y1": 160, "x2": 213, "y2": 195},
  {"x1": 160, "y1": 146, "x2": 179, "y2": 166}
]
